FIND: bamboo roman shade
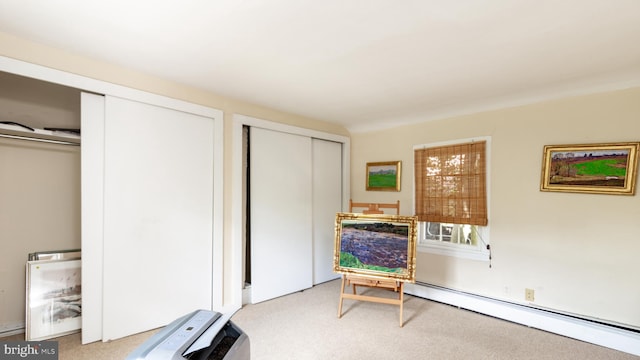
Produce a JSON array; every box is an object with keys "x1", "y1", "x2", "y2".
[{"x1": 414, "y1": 141, "x2": 488, "y2": 226}]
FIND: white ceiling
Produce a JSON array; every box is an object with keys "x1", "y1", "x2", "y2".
[{"x1": 1, "y1": 0, "x2": 640, "y2": 133}]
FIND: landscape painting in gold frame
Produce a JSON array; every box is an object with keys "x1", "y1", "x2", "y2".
[
  {"x1": 366, "y1": 161, "x2": 401, "y2": 191},
  {"x1": 333, "y1": 212, "x2": 417, "y2": 282},
  {"x1": 540, "y1": 142, "x2": 639, "y2": 195}
]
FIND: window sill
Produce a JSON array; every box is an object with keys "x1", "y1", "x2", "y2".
[{"x1": 417, "y1": 242, "x2": 490, "y2": 261}]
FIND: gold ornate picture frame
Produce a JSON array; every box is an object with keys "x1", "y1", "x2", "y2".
[
  {"x1": 333, "y1": 213, "x2": 417, "y2": 282},
  {"x1": 540, "y1": 142, "x2": 639, "y2": 195}
]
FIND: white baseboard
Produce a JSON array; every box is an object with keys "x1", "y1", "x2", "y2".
[
  {"x1": 242, "y1": 284, "x2": 252, "y2": 306},
  {"x1": 0, "y1": 321, "x2": 25, "y2": 338},
  {"x1": 405, "y1": 282, "x2": 640, "y2": 357}
]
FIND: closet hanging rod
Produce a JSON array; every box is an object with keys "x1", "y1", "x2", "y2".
[{"x1": 0, "y1": 133, "x2": 80, "y2": 146}]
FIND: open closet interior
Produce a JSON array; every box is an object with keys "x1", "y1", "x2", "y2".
[{"x1": 0, "y1": 71, "x2": 81, "y2": 336}]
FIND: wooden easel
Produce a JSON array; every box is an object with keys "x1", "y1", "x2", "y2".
[
  {"x1": 348, "y1": 199, "x2": 400, "y2": 215},
  {"x1": 337, "y1": 200, "x2": 406, "y2": 326},
  {"x1": 338, "y1": 274, "x2": 405, "y2": 327}
]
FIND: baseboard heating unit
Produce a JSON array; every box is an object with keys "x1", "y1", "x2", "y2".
[{"x1": 126, "y1": 310, "x2": 249, "y2": 360}]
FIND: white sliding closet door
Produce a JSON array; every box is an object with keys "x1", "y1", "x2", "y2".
[
  {"x1": 312, "y1": 139, "x2": 343, "y2": 284},
  {"x1": 101, "y1": 96, "x2": 214, "y2": 340},
  {"x1": 250, "y1": 127, "x2": 313, "y2": 303},
  {"x1": 81, "y1": 92, "x2": 105, "y2": 344}
]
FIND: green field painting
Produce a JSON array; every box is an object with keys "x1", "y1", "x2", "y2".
[{"x1": 368, "y1": 172, "x2": 397, "y2": 187}]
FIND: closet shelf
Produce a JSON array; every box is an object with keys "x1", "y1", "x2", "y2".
[{"x1": 0, "y1": 122, "x2": 81, "y2": 144}]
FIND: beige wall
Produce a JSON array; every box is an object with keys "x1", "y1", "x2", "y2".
[{"x1": 350, "y1": 87, "x2": 640, "y2": 328}]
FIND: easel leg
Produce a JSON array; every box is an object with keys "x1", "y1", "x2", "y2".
[
  {"x1": 338, "y1": 275, "x2": 346, "y2": 318},
  {"x1": 338, "y1": 275, "x2": 406, "y2": 326},
  {"x1": 399, "y1": 282, "x2": 404, "y2": 327}
]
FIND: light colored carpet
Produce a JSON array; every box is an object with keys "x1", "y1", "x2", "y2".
[
  {"x1": 2, "y1": 279, "x2": 636, "y2": 359},
  {"x1": 1, "y1": 328, "x2": 158, "y2": 360},
  {"x1": 231, "y1": 279, "x2": 636, "y2": 360}
]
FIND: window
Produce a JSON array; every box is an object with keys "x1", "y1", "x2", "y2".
[{"x1": 414, "y1": 137, "x2": 490, "y2": 260}]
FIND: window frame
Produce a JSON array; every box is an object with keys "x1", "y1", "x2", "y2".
[
  {"x1": 413, "y1": 136, "x2": 491, "y2": 261},
  {"x1": 417, "y1": 221, "x2": 490, "y2": 260}
]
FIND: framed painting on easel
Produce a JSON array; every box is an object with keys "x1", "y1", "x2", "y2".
[
  {"x1": 333, "y1": 212, "x2": 418, "y2": 326},
  {"x1": 333, "y1": 212, "x2": 417, "y2": 282}
]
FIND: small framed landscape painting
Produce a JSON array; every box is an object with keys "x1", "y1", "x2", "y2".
[
  {"x1": 540, "y1": 142, "x2": 640, "y2": 195},
  {"x1": 366, "y1": 161, "x2": 401, "y2": 191},
  {"x1": 333, "y1": 212, "x2": 417, "y2": 282}
]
